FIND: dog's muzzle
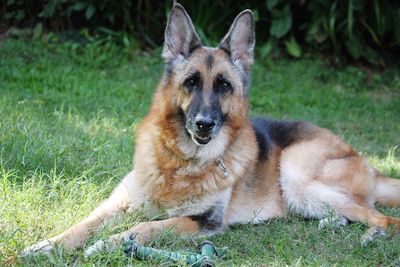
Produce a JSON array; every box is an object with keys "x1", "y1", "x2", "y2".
[{"x1": 187, "y1": 115, "x2": 218, "y2": 145}]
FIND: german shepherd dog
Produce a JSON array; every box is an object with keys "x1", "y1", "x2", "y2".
[{"x1": 24, "y1": 4, "x2": 400, "y2": 257}]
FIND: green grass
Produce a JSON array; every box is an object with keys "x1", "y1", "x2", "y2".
[{"x1": 1, "y1": 39, "x2": 400, "y2": 266}]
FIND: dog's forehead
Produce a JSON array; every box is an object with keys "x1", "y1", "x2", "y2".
[{"x1": 186, "y1": 47, "x2": 233, "y2": 74}]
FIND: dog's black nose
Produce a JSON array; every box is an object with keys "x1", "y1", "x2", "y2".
[{"x1": 195, "y1": 117, "x2": 215, "y2": 133}]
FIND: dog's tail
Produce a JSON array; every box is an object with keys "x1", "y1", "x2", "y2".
[{"x1": 375, "y1": 174, "x2": 400, "y2": 207}]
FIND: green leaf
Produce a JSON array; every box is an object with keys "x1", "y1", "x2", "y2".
[
  {"x1": 345, "y1": 37, "x2": 363, "y2": 60},
  {"x1": 4, "y1": 12, "x2": 15, "y2": 20},
  {"x1": 15, "y1": 10, "x2": 26, "y2": 22},
  {"x1": 305, "y1": 18, "x2": 327, "y2": 44},
  {"x1": 346, "y1": 37, "x2": 379, "y2": 65},
  {"x1": 362, "y1": 47, "x2": 379, "y2": 65},
  {"x1": 285, "y1": 38, "x2": 302, "y2": 58},
  {"x1": 123, "y1": 35, "x2": 130, "y2": 48},
  {"x1": 270, "y1": 4, "x2": 292, "y2": 38},
  {"x1": 266, "y1": 0, "x2": 279, "y2": 11},
  {"x1": 85, "y1": 5, "x2": 95, "y2": 20},
  {"x1": 258, "y1": 39, "x2": 276, "y2": 59},
  {"x1": 73, "y1": 2, "x2": 87, "y2": 11},
  {"x1": 253, "y1": 9, "x2": 260, "y2": 23},
  {"x1": 32, "y1": 23, "x2": 43, "y2": 40},
  {"x1": 107, "y1": 13, "x2": 115, "y2": 24},
  {"x1": 347, "y1": 0, "x2": 354, "y2": 39}
]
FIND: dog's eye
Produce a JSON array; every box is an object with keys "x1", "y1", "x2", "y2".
[
  {"x1": 215, "y1": 75, "x2": 232, "y2": 94},
  {"x1": 185, "y1": 78, "x2": 197, "y2": 87},
  {"x1": 183, "y1": 72, "x2": 200, "y2": 91}
]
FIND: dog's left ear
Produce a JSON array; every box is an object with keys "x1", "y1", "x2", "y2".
[
  {"x1": 219, "y1": 10, "x2": 255, "y2": 71},
  {"x1": 162, "y1": 4, "x2": 202, "y2": 63}
]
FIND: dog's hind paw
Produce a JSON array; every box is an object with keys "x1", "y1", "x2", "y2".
[
  {"x1": 22, "y1": 239, "x2": 55, "y2": 257},
  {"x1": 318, "y1": 215, "x2": 349, "y2": 230},
  {"x1": 360, "y1": 226, "x2": 386, "y2": 246}
]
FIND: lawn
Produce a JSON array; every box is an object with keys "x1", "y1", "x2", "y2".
[{"x1": 1, "y1": 39, "x2": 400, "y2": 266}]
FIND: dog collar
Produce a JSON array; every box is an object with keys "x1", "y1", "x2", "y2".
[{"x1": 215, "y1": 158, "x2": 228, "y2": 178}]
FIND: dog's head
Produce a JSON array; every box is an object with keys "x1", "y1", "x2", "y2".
[{"x1": 161, "y1": 4, "x2": 254, "y2": 146}]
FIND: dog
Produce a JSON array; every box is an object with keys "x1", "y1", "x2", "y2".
[{"x1": 23, "y1": 4, "x2": 400, "y2": 257}]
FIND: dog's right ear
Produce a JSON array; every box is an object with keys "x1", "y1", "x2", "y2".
[{"x1": 162, "y1": 4, "x2": 202, "y2": 63}]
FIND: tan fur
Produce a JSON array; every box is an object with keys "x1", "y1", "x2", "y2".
[{"x1": 23, "y1": 4, "x2": 400, "y2": 258}]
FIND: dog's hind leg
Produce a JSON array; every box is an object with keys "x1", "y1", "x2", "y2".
[
  {"x1": 339, "y1": 203, "x2": 400, "y2": 245},
  {"x1": 22, "y1": 171, "x2": 143, "y2": 256},
  {"x1": 375, "y1": 175, "x2": 400, "y2": 207}
]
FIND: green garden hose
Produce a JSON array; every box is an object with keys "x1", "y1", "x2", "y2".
[{"x1": 123, "y1": 239, "x2": 227, "y2": 266}]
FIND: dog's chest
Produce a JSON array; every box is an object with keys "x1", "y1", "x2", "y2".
[
  {"x1": 142, "y1": 187, "x2": 232, "y2": 218},
  {"x1": 148, "y1": 161, "x2": 231, "y2": 197},
  {"x1": 140, "y1": 160, "x2": 234, "y2": 215}
]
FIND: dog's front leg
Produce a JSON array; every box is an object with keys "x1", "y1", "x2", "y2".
[
  {"x1": 23, "y1": 171, "x2": 144, "y2": 256},
  {"x1": 84, "y1": 216, "x2": 216, "y2": 257}
]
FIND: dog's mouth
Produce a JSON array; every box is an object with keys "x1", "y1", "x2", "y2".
[
  {"x1": 192, "y1": 134, "x2": 212, "y2": 145},
  {"x1": 180, "y1": 109, "x2": 219, "y2": 146}
]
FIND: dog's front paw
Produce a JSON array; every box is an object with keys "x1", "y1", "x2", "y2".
[
  {"x1": 84, "y1": 240, "x2": 108, "y2": 258},
  {"x1": 22, "y1": 239, "x2": 56, "y2": 257}
]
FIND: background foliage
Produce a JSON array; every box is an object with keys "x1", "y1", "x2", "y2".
[{"x1": 1, "y1": 0, "x2": 400, "y2": 66}]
